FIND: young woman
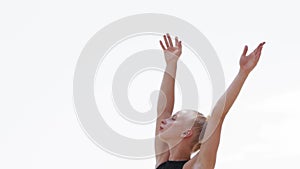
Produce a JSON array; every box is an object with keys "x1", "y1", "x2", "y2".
[{"x1": 155, "y1": 33, "x2": 265, "y2": 169}]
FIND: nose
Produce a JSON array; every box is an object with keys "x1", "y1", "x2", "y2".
[{"x1": 161, "y1": 119, "x2": 166, "y2": 124}]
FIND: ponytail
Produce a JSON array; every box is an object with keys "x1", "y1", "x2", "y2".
[{"x1": 191, "y1": 114, "x2": 210, "y2": 153}]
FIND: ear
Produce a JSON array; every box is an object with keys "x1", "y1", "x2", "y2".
[{"x1": 180, "y1": 129, "x2": 193, "y2": 138}]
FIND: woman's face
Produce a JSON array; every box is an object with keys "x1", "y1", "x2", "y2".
[{"x1": 158, "y1": 109, "x2": 198, "y2": 142}]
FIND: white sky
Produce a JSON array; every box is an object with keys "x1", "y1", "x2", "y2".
[{"x1": 1, "y1": 0, "x2": 300, "y2": 169}]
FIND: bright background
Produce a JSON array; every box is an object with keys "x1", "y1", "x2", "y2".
[{"x1": 1, "y1": 0, "x2": 300, "y2": 169}]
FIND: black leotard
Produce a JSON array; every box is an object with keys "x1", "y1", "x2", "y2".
[{"x1": 156, "y1": 160, "x2": 189, "y2": 169}]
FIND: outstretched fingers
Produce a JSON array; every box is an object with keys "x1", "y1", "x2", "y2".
[
  {"x1": 256, "y1": 42, "x2": 266, "y2": 60},
  {"x1": 159, "y1": 40, "x2": 166, "y2": 50},
  {"x1": 167, "y1": 33, "x2": 174, "y2": 47},
  {"x1": 175, "y1": 36, "x2": 179, "y2": 47},
  {"x1": 160, "y1": 33, "x2": 182, "y2": 50},
  {"x1": 242, "y1": 45, "x2": 248, "y2": 57},
  {"x1": 163, "y1": 35, "x2": 169, "y2": 48},
  {"x1": 254, "y1": 42, "x2": 263, "y2": 55},
  {"x1": 178, "y1": 41, "x2": 182, "y2": 49}
]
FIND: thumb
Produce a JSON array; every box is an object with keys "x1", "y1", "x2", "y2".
[{"x1": 242, "y1": 45, "x2": 248, "y2": 57}]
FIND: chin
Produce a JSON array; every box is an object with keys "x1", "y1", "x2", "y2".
[{"x1": 158, "y1": 132, "x2": 167, "y2": 141}]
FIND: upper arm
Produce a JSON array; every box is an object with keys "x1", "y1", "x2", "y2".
[
  {"x1": 196, "y1": 114, "x2": 225, "y2": 168},
  {"x1": 154, "y1": 110, "x2": 172, "y2": 167}
]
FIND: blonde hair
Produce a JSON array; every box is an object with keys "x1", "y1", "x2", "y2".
[{"x1": 191, "y1": 112, "x2": 209, "y2": 153}]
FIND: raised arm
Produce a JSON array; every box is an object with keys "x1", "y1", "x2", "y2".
[
  {"x1": 155, "y1": 33, "x2": 182, "y2": 165},
  {"x1": 195, "y1": 42, "x2": 266, "y2": 169}
]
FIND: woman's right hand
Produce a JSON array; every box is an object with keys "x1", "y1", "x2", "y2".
[{"x1": 159, "y1": 33, "x2": 182, "y2": 64}]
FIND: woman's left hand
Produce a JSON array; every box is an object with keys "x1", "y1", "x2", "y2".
[{"x1": 239, "y1": 42, "x2": 266, "y2": 74}]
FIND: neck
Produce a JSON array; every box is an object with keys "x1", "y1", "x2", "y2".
[{"x1": 168, "y1": 141, "x2": 191, "y2": 161}]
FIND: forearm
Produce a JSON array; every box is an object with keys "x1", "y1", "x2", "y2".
[
  {"x1": 157, "y1": 61, "x2": 177, "y2": 114},
  {"x1": 212, "y1": 70, "x2": 249, "y2": 120}
]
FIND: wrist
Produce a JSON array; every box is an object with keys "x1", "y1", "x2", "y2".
[
  {"x1": 165, "y1": 61, "x2": 178, "y2": 79},
  {"x1": 238, "y1": 69, "x2": 250, "y2": 78},
  {"x1": 166, "y1": 60, "x2": 178, "y2": 66}
]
